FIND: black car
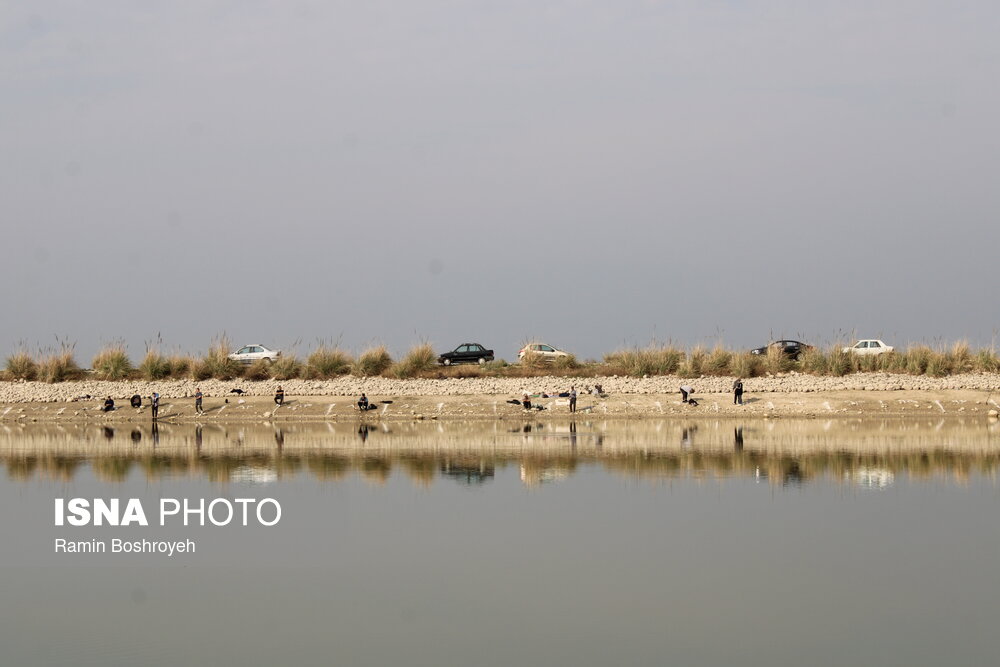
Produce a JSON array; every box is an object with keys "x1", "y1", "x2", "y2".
[
  {"x1": 438, "y1": 343, "x2": 494, "y2": 366},
  {"x1": 750, "y1": 340, "x2": 813, "y2": 360}
]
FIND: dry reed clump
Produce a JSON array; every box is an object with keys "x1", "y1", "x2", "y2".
[
  {"x1": 139, "y1": 351, "x2": 171, "y2": 380},
  {"x1": 390, "y1": 343, "x2": 437, "y2": 378},
  {"x1": 825, "y1": 346, "x2": 853, "y2": 377},
  {"x1": 306, "y1": 346, "x2": 352, "y2": 379},
  {"x1": 92, "y1": 344, "x2": 134, "y2": 380},
  {"x1": 729, "y1": 352, "x2": 763, "y2": 378},
  {"x1": 551, "y1": 353, "x2": 581, "y2": 371},
  {"x1": 901, "y1": 346, "x2": 930, "y2": 375},
  {"x1": 5, "y1": 349, "x2": 38, "y2": 381},
  {"x1": 271, "y1": 354, "x2": 304, "y2": 380},
  {"x1": 518, "y1": 350, "x2": 549, "y2": 370},
  {"x1": 194, "y1": 336, "x2": 242, "y2": 381},
  {"x1": 677, "y1": 346, "x2": 707, "y2": 378},
  {"x1": 702, "y1": 346, "x2": 732, "y2": 376},
  {"x1": 243, "y1": 359, "x2": 273, "y2": 381},
  {"x1": 39, "y1": 351, "x2": 83, "y2": 383},
  {"x1": 946, "y1": 341, "x2": 973, "y2": 374},
  {"x1": 168, "y1": 355, "x2": 195, "y2": 378},
  {"x1": 353, "y1": 345, "x2": 392, "y2": 377},
  {"x1": 799, "y1": 348, "x2": 828, "y2": 375},
  {"x1": 762, "y1": 346, "x2": 795, "y2": 375},
  {"x1": 974, "y1": 348, "x2": 999, "y2": 373},
  {"x1": 604, "y1": 345, "x2": 683, "y2": 377}
]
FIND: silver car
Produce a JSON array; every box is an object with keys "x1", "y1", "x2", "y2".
[{"x1": 228, "y1": 344, "x2": 282, "y2": 364}]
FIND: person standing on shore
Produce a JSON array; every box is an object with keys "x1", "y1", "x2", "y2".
[
  {"x1": 195, "y1": 388, "x2": 204, "y2": 415},
  {"x1": 151, "y1": 392, "x2": 160, "y2": 420},
  {"x1": 569, "y1": 386, "x2": 577, "y2": 413},
  {"x1": 733, "y1": 378, "x2": 744, "y2": 406},
  {"x1": 274, "y1": 386, "x2": 284, "y2": 406}
]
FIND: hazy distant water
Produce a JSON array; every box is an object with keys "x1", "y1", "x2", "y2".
[{"x1": 2, "y1": 419, "x2": 999, "y2": 666}]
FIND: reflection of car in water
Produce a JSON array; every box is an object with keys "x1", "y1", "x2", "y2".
[
  {"x1": 849, "y1": 467, "x2": 894, "y2": 488},
  {"x1": 520, "y1": 464, "x2": 571, "y2": 486},
  {"x1": 230, "y1": 466, "x2": 278, "y2": 484},
  {"x1": 439, "y1": 459, "x2": 494, "y2": 484}
]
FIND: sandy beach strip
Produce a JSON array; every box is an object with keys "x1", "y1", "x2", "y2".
[{"x1": 1, "y1": 372, "x2": 1000, "y2": 421}]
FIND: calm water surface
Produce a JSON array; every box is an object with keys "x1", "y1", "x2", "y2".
[{"x1": 1, "y1": 418, "x2": 999, "y2": 666}]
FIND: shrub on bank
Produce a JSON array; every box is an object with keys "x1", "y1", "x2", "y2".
[
  {"x1": 306, "y1": 346, "x2": 352, "y2": 378},
  {"x1": 139, "y1": 351, "x2": 171, "y2": 380},
  {"x1": 271, "y1": 354, "x2": 304, "y2": 380},
  {"x1": 729, "y1": 352, "x2": 762, "y2": 378},
  {"x1": 92, "y1": 344, "x2": 134, "y2": 380},
  {"x1": 196, "y1": 336, "x2": 242, "y2": 381},
  {"x1": 391, "y1": 343, "x2": 437, "y2": 378},
  {"x1": 353, "y1": 345, "x2": 392, "y2": 377},
  {"x1": 39, "y1": 351, "x2": 83, "y2": 383},
  {"x1": 5, "y1": 350, "x2": 38, "y2": 381},
  {"x1": 605, "y1": 345, "x2": 683, "y2": 377}
]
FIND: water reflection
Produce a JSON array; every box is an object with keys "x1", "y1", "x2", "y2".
[{"x1": 2, "y1": 418, "x2": 999, "y2": 488}]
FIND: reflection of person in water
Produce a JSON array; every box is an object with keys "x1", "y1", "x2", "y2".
[
  {"x1": 734, "y1": 426, "x2": 744, "y2": 451},
  {"x1": 358, "y1": 424, "x2": 371, "y2": 443},
  {"x1": 130, "y1": 429, "x2": 142, "y2": 445},
  {"x1": 151, "y1": 421, "x2": 160, "y2": 446},
  {"x1": 103, "y1": 426, "x2": 115, "y2": 440},
  {"x1": 569, "y1": 421, "x2": 577, "y2": 449},
  {"x1": 274, "y1": 428, "x2": 285, "y2": 450},
  {"x1": 681, "y1": 425, "x2": 697, "y2": 448},
  {"x1": 195, "y1": 425, "x2": 203, "y2": 452}
]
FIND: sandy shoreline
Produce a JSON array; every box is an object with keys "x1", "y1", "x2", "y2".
[{"x1": 2, "y1": 372, "x2": 1000, "y2": 421}]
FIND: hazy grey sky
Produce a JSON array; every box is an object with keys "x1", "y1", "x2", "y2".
[{"x1": 3, "y1": 1, "x2": 998, "y2": 362}]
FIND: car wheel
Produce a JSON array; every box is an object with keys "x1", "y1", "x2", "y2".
[
  {"x1": 262, "y1": 358, "x2": 272, "y2": 364},
  {"x1": 478, "y1": 358, "x2": 486, "y2": 365},
  {"x1": 443, "y1": 358, "x2": 451, "y2": 366}
]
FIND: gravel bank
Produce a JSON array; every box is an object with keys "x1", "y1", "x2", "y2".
[{"x1": 1, "y1": 371, "x2": 999, "y2": 403}]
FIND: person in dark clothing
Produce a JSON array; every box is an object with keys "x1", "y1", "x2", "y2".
[
  {"x1": 130, "y1": 394, "x2": 142, "y2": 408},
  {"x1": 522, "y1": 394, "x2": 532, "y2": 410},
  {"x1": 103, "y1": 396, "x2": 115, "y2": 412},
  {"x1": 569, "y1": 386, "x2": 577, "y2": 413},
  {"x1": 680, "y1": 385, "x2": 694, "y2": 404},
  {"x1": 195, "y1": 388, "x2": 204, "y2": 415},
  {"x1": 733, "y1": 378, "x2": 744, "y2": 405},
  {"x1": 274, "y1": 387, "x2": 284, "y2": 406},
  {"x1": 151, "y1": 392, "x2": 160, "y2": 420},
  {"x1": 358, "y1": 393, "x2": 369, "y2": 411}
]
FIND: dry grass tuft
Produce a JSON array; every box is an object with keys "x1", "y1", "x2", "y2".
[
  {"x1": 92, "y1": 344, "x2": 134, "y2": 380},
  {"x1": 391, "y1": 343, "x2": 437, "y2": 378},
  {"x1": 271, "y1": 354, "x2": 304, "y2": 380},
  {"x1": 5, "y1": 349, "x2": 38, "y2": 381},
  {"x1": 306, "y1": 346, "x2": 352, "y2": 379},
  {"x1": 604, "y1": 345, "x2": 683, "y2": 376},
  {"x1": 353, "y1": 345, "x2": 393, "y2": 377}
]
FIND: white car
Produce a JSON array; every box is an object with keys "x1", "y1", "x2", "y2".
[
  {"x1": 229, "y1": 344, "x2": 282, "y2": 364},
  {"x1": 518, "y1": 343, "x2": 570, "y2": 361},
  {"x1": 842, "y1": 339, "x2": 894, "y2": 355}
]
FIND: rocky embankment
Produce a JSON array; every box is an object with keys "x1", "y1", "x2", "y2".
[{"x1": 1, "y1": 371, "x2": 999, "y2": 403}]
